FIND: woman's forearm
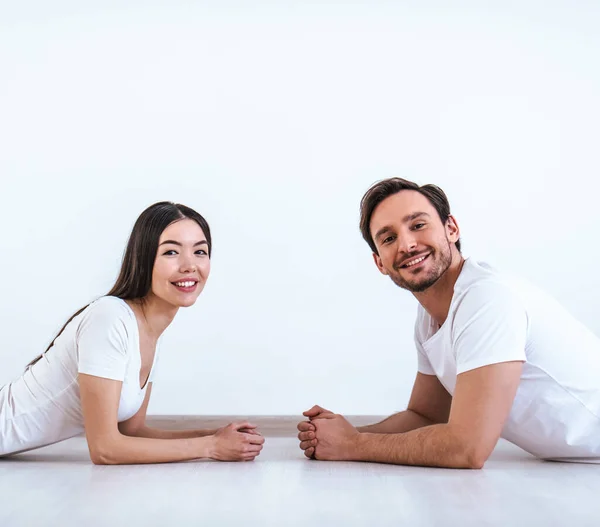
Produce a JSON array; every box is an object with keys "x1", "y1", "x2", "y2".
[
  {"x1": 131, "y1": 426, "x2": 218, "y2": 439},
  {"x1": 88, "y1": 433, "x2": 213, "y2": 465}
]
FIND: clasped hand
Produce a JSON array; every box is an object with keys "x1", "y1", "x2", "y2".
[{"x1": 296, "y1": 405, "x2": 360, "y2": 460}]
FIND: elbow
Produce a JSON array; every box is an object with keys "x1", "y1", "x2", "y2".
[
  {"x1": 90, "y1": 451, "x2": 112, "y2": 465},
  {"x1": 90, "y1": 448, "x2": 117, "y2": 465},
  {"x1": 464, "y1": 454, "x2": 486, "y2": 470},
  {"x1": 90, "y1": 454, "x2": 111, "y2": 466},
  {"x1": 88, "y1": 440, "x2": 121, "y2": 465},
  {"x1": 462, "y1": 445, "x2": 490, "y2": 469},
  {"x1": 447, "y1": 426, "x2": 492, "y2": 469}
]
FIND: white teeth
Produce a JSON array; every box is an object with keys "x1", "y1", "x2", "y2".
[
  {"x1": 404, "y1": 255, "x2": 427, "y2": 268},
  {"x1": 174, "y1": 281, "x2": 196, "y2": 288}
]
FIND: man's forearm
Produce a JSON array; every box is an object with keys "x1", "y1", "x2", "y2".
[
  {"x1": 352, "y1": 424, "x2": 485, "y2": 469},
  {"x1": 356, "y1": 410, "x2": 434, "y2": 434}
]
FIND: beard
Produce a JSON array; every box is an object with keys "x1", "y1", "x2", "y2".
[{"x1": 388, "y1": 240, "x2": 453, "y2": 293}]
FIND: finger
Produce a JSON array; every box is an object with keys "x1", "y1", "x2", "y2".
[
  {"x1": 300, "y1": 439, "x2": 317, "y2": 450},
  {"x1": 239, "y1": 428, "x2": 262, "y2": 436},
  {"x1": 245, "y1": 445, "x2": 263, "y2": 454},
  {"x1": 297, "y1": 431, "x2": 315, "y2": 441},
  {"x1": 297, "y1": 421, "x2": 316, "y2": 432},
  {"x1": 303, "y1": 405, "x2": 329, "y2": 418},
  {"x1": 300, "y1": 440, "x2": 315, "y2": 450},
  {"x1": 244, "y1": 434, "x2": 265, "y2": 445},
  {"x1": 304, "y1": 447, "x2": 315, "y2": 459},
  {"x1": 232, "y1": 421, "x2": 256, "y2": 431},
  {"x1": 310, "y1": 412, "x2": 338, "y2": 421}
]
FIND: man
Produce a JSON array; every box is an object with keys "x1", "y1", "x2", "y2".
[{"x1": 297, "y1": 177, "x2": 600, "y2": 468}]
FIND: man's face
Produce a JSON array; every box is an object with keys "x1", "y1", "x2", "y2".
[{"x1": 369, "y1": 190, "x2": 459, "y2": 293}]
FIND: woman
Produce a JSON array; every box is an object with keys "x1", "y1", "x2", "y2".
[{"x1": 0, "y1": 202, "x2": 264, "y2": 464}]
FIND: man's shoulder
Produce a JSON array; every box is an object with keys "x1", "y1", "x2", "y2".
[
  {"x1": 453, "y1": 259, "x2": 527, "y2": 318},
  {"x1": 457, "y1": 259, "x2": 523, "y2": 296}
]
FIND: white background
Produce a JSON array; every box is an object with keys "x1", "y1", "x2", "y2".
[{"x1": 1, "y1": 1, "x2": 599, "y2": 415}]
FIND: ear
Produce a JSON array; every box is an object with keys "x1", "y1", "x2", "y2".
[
  {"x1": 372, "y1": 252, "x2": 389, "y2": 276},
  {"x1": 445, "y1": 214, "x2": 460, "y2": 244}
]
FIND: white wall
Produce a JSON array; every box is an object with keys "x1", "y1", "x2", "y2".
[{"x1": 1, "y1": 1, "x2": 599, "y2": 415}]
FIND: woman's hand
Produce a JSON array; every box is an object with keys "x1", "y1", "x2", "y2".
[{"x1": 209, "y1": 422, "x2": 265, "y2": 461}]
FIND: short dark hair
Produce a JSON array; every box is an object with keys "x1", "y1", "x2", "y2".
[{"x1": 359, "y1": 177, "x2": 461, "y2": 254}]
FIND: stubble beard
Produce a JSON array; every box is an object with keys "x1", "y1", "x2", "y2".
[{"x1": 389, "y1": 240, "x2": 453, "y2": 293}]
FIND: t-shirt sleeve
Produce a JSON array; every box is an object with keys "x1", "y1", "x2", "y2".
[
  {"x1": 76, "y1": 299, "x2": 131, "y2": 381},
  {"x1": 452, "y1": 282, "x2": 528, "y2": 375},
  {"x1": 414, "y1": 311, "x2": 436, "y2": 375}
]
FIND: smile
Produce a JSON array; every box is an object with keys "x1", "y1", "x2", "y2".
[
  {"x1": 401, "y1": 253, "x2": 431, "y2": 268},
  {"x1": 171, "y1": 280, "x2": 199, "y2": 292},
  {"x1": 173, "y1": 281, "x2": 197, "y2": 287}
]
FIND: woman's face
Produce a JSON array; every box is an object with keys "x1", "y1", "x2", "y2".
[{"x1": 150, "y1": 218, "x2": 211, "y2": 308}]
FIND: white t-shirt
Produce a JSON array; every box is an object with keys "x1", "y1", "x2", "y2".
[
  {"x1": 415, "y1": 259, "x2": 600, "y2": 462},
  {"x1": 0, "y1": 296, "x2": 160, "y2": 456}
]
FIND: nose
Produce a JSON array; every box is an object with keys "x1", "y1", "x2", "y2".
[
  {"x1": 397, "y1": 232, "x2": 418, "y2": 254},
  {"x1": 179, "y1": 253, "x2": 197, "y2": 273}
]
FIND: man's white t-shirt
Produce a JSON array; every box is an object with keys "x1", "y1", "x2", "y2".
[
  {"x1": 415, "y1": 258, "x2": 600, "y2": 462},
  {"x1": 0, "y1": 296, "x2": 160, "y2": 456}
]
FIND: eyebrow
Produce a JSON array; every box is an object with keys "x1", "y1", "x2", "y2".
[
  {"x1": 402, "y1": 211, "x2": 431, "y2": 223},
  {"x1": 159, "y1": 240, "x2": 208, "y2": 247},
  {"x1": 374, "y1": 212, "x2": 431, "y2": 241}
]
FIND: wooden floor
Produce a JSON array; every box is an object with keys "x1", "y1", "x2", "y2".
[{"x1": 1, "y1": 416, "x2": 599, "y2": 526}]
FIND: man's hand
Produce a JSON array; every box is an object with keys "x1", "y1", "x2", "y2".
[
  {"x1": 297, "y1": 420, "x2": 317, "y2": 458},
  {"x1": 303, "y1": 405, "x2": 334, "y2": 419},
  {"x1": 309, "y1": 413, "x2": 360, "y2": 461},
  {"x1": 297, "y1": 405, "x2": 334, "y2": 458},
  {"x1": 298, "y1": 405, "x2": 360, "y2": 461}
]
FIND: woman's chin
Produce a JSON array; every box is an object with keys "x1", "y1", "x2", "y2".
[{"x1": 176, "y1": 297, "x2": 199, "y2": 308}]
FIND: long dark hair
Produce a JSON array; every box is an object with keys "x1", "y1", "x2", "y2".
[{"x1": 26, "y1": 201, "x2": 211, "y2": 368}]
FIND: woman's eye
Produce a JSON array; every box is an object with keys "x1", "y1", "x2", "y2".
[
  {"x1": 163, "y1": 250, "x2": 178, "y2": 256},
  {"x1": 195, "y1": 250, "x2": 208, "y2": 256}
]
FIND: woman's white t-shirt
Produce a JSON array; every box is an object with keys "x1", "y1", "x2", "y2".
[
  {"x1": 415, "y1": 259, "x2": 600, "y2": 462},
  {"x1": 0, "y1": 296, "x2": 160, "y2": 456}
]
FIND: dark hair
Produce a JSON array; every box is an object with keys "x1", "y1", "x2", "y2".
[
  {"x1": 359, "y1": 177, "x2": 461, "y2": 254},
  {"x1": 27, "y1": 201, "x2": 211, "y2": 368}
]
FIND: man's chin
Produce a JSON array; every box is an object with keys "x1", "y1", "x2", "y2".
[
  {"x1": 390, "y1": 273, "x2": 439, "y2": 293},
  {"x1": 408, "y1": 281, "x2": 436, "y2": 293}
]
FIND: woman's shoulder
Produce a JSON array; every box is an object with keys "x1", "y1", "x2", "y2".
[
  {"x1": 76, "y1": 297, "x2": 138, "y2": 370},
  {"x1": 79, "y1": 296, "x2": 136, "y2": 331}
]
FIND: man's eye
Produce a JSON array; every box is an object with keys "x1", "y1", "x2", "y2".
[
  {"x1": 413, "y1": 223, "x2": 425, "y2": 230},
  {"x1": 382, "y1": 236, "x2": 394, "y2": 244}
]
